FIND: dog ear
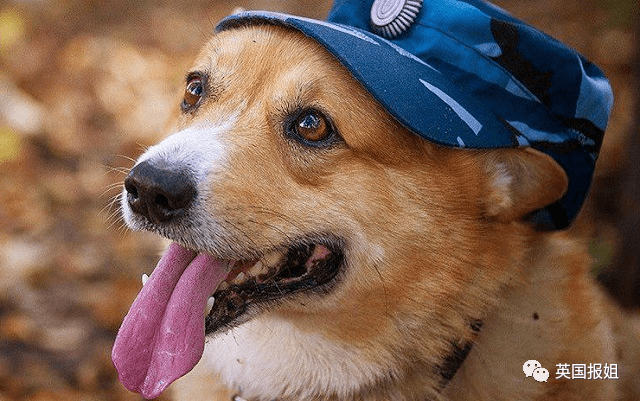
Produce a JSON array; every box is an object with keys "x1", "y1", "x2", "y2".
[{"x1": 482, "y1": 147, "x2": 568, "y2": 223}]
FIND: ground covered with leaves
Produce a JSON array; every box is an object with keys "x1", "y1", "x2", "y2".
[{"x1": 0, "y1": 0, "x2": 636, "y2": 400}]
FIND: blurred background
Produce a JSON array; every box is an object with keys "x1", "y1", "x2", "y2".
[{"x1": 0, "y1": 0, "x2": 637, "y2": 400}]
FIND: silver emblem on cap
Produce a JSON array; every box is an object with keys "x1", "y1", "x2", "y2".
[{"x1": 370, "y1": 0, "x2": 423, "y2": 39}]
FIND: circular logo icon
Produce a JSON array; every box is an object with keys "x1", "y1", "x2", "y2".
[
  {"x1": 370, "y1": 0, "x2": 423, "y2": 39},
  {"x1": 533, "y1": 367, "x2": 550, "y2": 383},
  {"x1": 523, "y1": 360, "x2": 541, "y2": 377}
]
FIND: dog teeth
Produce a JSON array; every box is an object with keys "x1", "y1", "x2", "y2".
[
  {"x1": 217, "y1": 281, "x2": 229, "y2": 291},
  {"x1": 248, "y1": 261, "x2": 262, "y2": 276},
  {"x1": 262, "y1": 250, "x2": 283, "y2": 267},
  {"x1": 141, "y1": 273, "x2": 149, "y2": 287},
  {"x1": 248, "y1": 260, "x2": 267, "y2": 276},
  {"x1": 231, "y1": 272, "x2": 247, "y2": 285},
  {"x1": 205, "y1": 296, "x2": 215, "y2": 316}
]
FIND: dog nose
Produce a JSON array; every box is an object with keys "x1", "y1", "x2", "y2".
[{"x1": 124, "y1": 160, "x2": 197, "y2": 223}]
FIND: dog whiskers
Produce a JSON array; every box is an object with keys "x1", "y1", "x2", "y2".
[{"x1": 101, "y1": 192, "x2": 128, "y2": 232}]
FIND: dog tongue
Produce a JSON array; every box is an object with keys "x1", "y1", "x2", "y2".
[{"x1": 112, "y1": 242, "x2": 230, "y2": 399}]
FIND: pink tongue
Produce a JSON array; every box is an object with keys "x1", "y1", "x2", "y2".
[{"x1": 112, "y1": 242, "x2": 229, "y2": 399}]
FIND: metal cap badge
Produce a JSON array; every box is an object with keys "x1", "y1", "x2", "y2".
[{"x1": 370, "y1": 0, "x2": 423, "y2": 38}]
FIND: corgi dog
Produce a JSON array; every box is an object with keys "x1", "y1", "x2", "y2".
[{"x1": 113, "y1": 16, "x2": 637, "y2": 401}]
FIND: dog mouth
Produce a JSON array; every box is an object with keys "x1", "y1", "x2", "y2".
[
  {"x1": 112, "y1": 237, "x2": 343, "y2": 399},
  {"x1": 205, "y1": 241, "x2": 343, "y2": 334}
]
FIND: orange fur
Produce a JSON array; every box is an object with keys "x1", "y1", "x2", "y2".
[{"x1": 134, "y1": 25, "x2": 637, "y2": 400}]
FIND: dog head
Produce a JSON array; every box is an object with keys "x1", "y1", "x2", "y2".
[{"x1": 114, "y1": 24, "x2": 568, "y2": 399}]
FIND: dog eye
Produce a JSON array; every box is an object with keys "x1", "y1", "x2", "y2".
[
  {"x1": 182, "y1": 75, "x2": 204, "y2": 110},
  {"x1": 288, "y1": 109, "x2": 333, "y2": 144}
]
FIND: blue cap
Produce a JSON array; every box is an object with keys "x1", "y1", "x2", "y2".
[{"x1": 216, "y1": 0, "x2": 613, "y2": 229}]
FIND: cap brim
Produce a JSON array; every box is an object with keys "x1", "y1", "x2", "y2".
[{"x1": 217, "y1": 11, "x2": 520, "y2": 150}]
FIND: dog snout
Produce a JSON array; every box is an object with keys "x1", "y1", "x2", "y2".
[{"x1": 124, "y1": 160, "x2": 197, "y2": 224}]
